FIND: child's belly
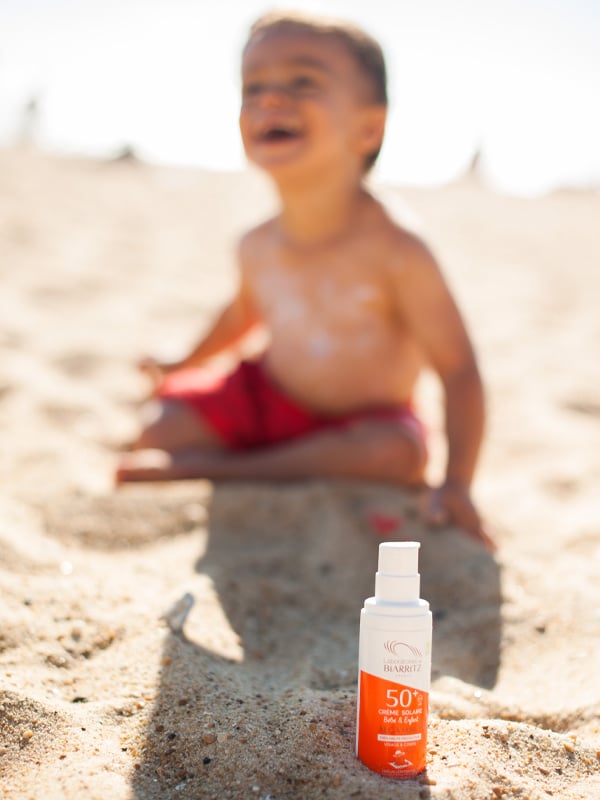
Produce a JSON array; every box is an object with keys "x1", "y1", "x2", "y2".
[{"x1": 264, "y1": 326, "x2": 422, "y2": 414}]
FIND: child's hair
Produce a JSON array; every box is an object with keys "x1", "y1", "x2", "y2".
[{"x1": 244, "y1": 11, "x2": 388, "y2": 171}]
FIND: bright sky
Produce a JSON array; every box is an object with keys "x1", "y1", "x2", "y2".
[{"x1": 1, "y1": 0, "x2": 599, "y2": 194}]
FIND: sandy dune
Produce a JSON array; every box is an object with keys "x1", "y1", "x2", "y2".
[{"x1": 0, "y1": 149, "x2": 599, "y2": 799}]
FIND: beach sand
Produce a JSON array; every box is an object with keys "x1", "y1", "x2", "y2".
[{"x1": 0, "y1": 148, "x2": 599, "y2": 799}]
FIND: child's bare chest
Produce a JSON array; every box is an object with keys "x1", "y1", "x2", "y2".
[{"x1": 250, "y1": 259, "x2": 392, "y2": 331}]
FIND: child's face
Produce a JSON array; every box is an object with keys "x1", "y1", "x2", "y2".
[{"x1": 239, "y1": 29, "x2": 385, "y2": 180}]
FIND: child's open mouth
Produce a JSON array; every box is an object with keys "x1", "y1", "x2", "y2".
[{"x1": 258, "y1": 125, "x2": 303, "y2": 144}]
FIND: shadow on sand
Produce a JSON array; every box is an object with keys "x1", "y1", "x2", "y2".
[{"x1": 131, "y1": 481, "x2": 501, "y2": 799}]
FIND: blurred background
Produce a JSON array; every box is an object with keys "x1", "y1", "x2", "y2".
[{"x1": 1, "y1": 0, "x2": 599, "y2": 195}]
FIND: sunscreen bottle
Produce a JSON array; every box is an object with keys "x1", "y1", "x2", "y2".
[{"x1": 356, "y1": 541, "x2": 432, "y2": 779}]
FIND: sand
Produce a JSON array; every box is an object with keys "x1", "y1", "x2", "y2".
[{"x1": 0, "y1": 147, "x2": 599, "y2": 799}]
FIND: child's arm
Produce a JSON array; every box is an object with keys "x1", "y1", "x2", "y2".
[
  {"x1": 392, "y1": 234, "x2": 492, "y2": 548},
  {"x1": 141, "y1": 264, "x2": 261, "y2": 390}
]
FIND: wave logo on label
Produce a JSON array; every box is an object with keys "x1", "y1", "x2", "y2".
[
  {"x1": 389, "y1": 751, "x2": 414, "y2": 770},
  {"x1": 383, "y1": 640, "x2": 423, "y2": 658}
]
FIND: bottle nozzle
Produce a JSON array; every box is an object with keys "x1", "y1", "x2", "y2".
[{"x1": 375, "y1": 541, "x2": 421, "y2": 603}]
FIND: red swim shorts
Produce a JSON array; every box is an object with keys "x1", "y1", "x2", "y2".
[{"x1": 159, "y1": 359, "x2": 426, "y2": 454}]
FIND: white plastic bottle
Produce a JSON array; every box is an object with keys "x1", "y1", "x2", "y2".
[{"x1": 356, "y1": 541, "x2": 432, "y2": 779}]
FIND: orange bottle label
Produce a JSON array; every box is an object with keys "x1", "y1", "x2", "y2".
[{"x1": 357, "y1": 670, "x2": 428, "y2": 778}]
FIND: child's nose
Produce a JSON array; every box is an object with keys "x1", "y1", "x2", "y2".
[{"x1": 256, "y1": 84, "x2": 291, "y2": 108}]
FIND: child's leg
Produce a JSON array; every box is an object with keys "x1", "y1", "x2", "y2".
[
  {"x1": 127, "y1": 398, "x2": 224, "y2": 452},
  {"x1": 116, "y1": 419, "x2": 425, "y2": 486}
]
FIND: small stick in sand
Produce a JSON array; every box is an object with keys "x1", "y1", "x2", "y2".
[{"x1": 162, "y1": 592, "x2": 195, "y2": 634}]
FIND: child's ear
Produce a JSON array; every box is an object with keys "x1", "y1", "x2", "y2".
[{"x1": 357, "y1": 105, "x2": 387, "y2": 157}]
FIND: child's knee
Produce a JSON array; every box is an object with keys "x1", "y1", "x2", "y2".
[
  {"x1": 134, "y1": 398, "x2": 222, "y2": 452},
  {"x1": 350, "y1": 421, "x2": 425, "y2": 483},
  {"x1": 134, "y1": 400, "x2": 176, "y2": 450}
]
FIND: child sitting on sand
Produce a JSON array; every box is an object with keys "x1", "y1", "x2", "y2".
[{"x1": 116, "y1": 11, "x2": 491, "y2": 548}]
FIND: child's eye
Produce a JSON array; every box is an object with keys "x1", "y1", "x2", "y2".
[
  {"x1": 242, "y1": 82, "x2": 263, "y2": 98},
  {"x1": 290, "y1": 75, "x2": 318, "y2": 93}
]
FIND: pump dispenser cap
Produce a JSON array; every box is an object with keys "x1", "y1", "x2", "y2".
[{"x1": 375, "y1": 541, "x2": 421, "y2": 604}]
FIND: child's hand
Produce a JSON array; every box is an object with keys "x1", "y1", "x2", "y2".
[
  {"x1": 425, "y1": 481, "x2": 496, "y2": 552},
  {"x1": 138, "y1": 357, "x2": 173, "y2": 395}
]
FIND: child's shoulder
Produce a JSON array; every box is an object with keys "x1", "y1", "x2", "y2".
[
  {"x1": 368, "y1": 193, "x2": 435, "y2": 268},
  {"x1": 238, "y1": 217, "x2": 279, "y2": 264}
]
